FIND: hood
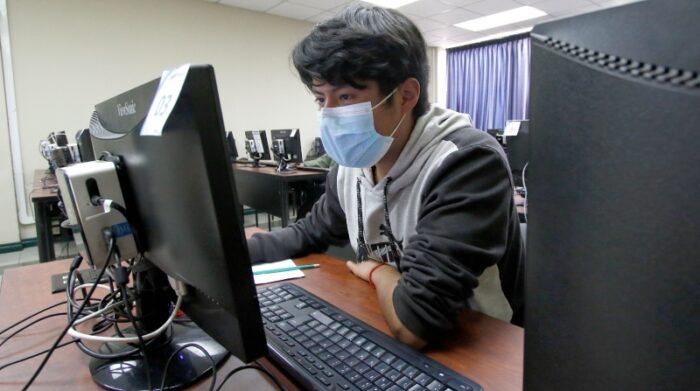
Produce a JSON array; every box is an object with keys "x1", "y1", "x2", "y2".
[{"x1": 358, "y1": 104, "x2": 474, "y2": 192}]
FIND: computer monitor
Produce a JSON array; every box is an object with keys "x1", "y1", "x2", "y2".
[
  {"x1": 226, "y1": 131, "x2": 238, "y2": 161},
  {"x1": 270, "y1": 128, "x2": 302, "y2": 172},
  {"x1": 75, "y1": 128, "x2": 95, "y2": 162},
  {"x1": 244, "y1": 130, "x2": 270, "y2": 166},
  {"x1": 504, "y1": 120, "x2": 529, "y2": 185},
  {"x1": 86, "y1": 65, "x2": 266, "y2": 389},
  {"x1": 526, "y1": 1, "x2": 699, "y2": 390}
]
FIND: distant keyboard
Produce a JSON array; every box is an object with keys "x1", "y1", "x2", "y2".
[
  {"x1": 258, "y1": 284, "x2": 482, "y2": 391},
  {"x1": 298, "y1": 166, "x2": 330, "y2": 173}
]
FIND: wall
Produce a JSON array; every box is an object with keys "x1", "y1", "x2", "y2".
[
  {"x1": 3, "y1": 0, "x2": 319, "y2": 240},
  {"x1": 0, "y1": 0, "x2": 443, "y2": 242},
  {"x1": 0, "y1": 45, "x2": 19, "y2": 244}
]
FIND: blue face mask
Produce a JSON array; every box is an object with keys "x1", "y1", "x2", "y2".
[{"x1": 318, "y1": 88, "x2": 406, "y2": 168}]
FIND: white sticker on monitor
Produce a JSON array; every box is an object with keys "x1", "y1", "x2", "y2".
[
  {"x1": 503, "y1": 120, "x2": 522, "y2": 137},
  {"x1": 141, "y1": 64, "x2": 190, "y2": 137},
  {"x1": 253, "y1": 131, "x2": 264, "y2": 152},
  {"x1": 290, "y1": 129, "x2": 297, "y2": 138}
]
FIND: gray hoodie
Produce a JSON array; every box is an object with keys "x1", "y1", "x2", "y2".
[{"x1": 248, "y1": 105, "x2": 524, "y2": 340}]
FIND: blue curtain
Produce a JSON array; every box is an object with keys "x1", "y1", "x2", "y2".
[{"x1": 447, "y1": 36, "x2": 531, "y2": 131}]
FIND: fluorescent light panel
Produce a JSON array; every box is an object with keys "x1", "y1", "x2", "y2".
[
  {"x1": 455, "y1": 6, "x2": 547, "y2": 32},
  {"x1": 362, "y1": 0, "x2": 420, "y2": 9}
]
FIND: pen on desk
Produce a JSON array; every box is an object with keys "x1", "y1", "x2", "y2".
[{"x1": 253, "y1": 264, "x2": 320, "y2": 275}]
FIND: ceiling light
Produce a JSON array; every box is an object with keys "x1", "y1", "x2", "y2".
[
  {"x1": 455, "y1": 6, "x2": 547, "y2": 32},
  {"x1": 362, "y1": 0, "x2": 420, "y2": 9}
]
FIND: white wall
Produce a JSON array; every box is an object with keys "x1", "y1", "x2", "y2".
[
  {"x1": 2, "y1": 0, "x2": 319, "y2": 240},
  {"x1": 0, "y1": 0, "x2": 443, "y2": 242},
  {"x1": 0, "y1": 45, "x2": 19, "y2": 244}
]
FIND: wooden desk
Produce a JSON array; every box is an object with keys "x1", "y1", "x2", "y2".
[
  {"x1": 233, "y1": 164, "x2": 327, "y2": 228},
  {"x1": 0, "y1": 233, "x2": 523, "y2": 390},
  {"x1": 29, "y1": 169, "x2": 61, "y2": 262}
]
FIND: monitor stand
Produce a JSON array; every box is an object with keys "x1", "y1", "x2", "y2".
[
  {"x1": 89, "y1": 323, "x2": 227, "y2": 391},
  {"x1": 249, "y1": 152, "x2": 262, "y2": 167},
  {"x1": 275, "y1": 156, "x2": 295, "y2": 173},
  {"x1": 88, "y1": 266, "x2": 228, "y2": 391}
]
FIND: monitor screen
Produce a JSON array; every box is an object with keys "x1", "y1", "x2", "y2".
[
  {"x1": 504, "y1": 120, "x2": 529, "y2": 173},
  {"x1": 526, "y1": 1, "x2": 699, "y2": 390},
  {"x1": 226, "y1": 131, "x2": 238, "y2": 161},
  {"x1": 270, "y1": 128, "x2": 303, "y2": 164},
  {"x1": 88, "y1": 65, "x2": 267, "y2": 388},
  {"x1": 244, "y1": 130, "x2": 271, "y2": 161}
]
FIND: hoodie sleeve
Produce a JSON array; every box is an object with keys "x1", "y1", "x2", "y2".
[
  {"x1": 392, "y1": 143, "x2": 520, "y2": 341},
  {"x1": 247, "y1": 166, "x2": 350, "y2": 263}
]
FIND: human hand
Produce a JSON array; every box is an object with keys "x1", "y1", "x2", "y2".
[{"x1": 345, "y1": 260, "x2": 383, "y2": 282}]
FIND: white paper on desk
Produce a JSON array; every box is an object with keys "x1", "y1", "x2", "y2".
[{"x1": 252, "y1": 259, "x2": 304, "y2": 285}]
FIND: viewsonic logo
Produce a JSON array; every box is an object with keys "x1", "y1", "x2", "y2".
[{"x1": 117, "y1": 100, "x2": 136, "y2": 117}]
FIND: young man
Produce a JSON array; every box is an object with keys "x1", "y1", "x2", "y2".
[{"x1": 247, "y1": 4, "x2": 524, "y2": 348}]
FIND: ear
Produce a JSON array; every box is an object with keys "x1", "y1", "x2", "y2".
[{"x1": 398, "y1": 78, "x2": 420, "y2": 114}]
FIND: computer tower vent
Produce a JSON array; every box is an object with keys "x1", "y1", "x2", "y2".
[{"x1": 532, "y1": 33, "x2": 700, "y2": 90}]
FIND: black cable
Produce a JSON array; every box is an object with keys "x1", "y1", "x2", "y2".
[
  {"x1": 0, "y1": 339, "x2": 78, "y2": 372},
  {"x1": 0, "y1": 313, "x2": 67, "y2": 349},
  {"x1": 22, "y1": 238, "x2": 115, "y2": 391},
  {"x1": 215, "y1": 362, "x2": 284, "y2": 391},
  {"x1": 0, "y1": 301, "x2": 66, "y2": 336},
  {"x1": 160, "y1": 343, "x2": 217, "y2": 391},
  {"x1": 119, "y1": 284, "x2": 152, "y2": 391}
]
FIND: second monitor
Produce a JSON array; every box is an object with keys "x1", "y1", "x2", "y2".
[
  {"x1": 270, "y1": 128, "x2": 302, "y2": 172},
  {"x1": 244, "y1": 130, "x2": 270, "y2": 167}
]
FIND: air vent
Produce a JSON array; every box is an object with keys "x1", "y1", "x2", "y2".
[
  {"x1": 88, "y1": 111, "x2": 122, "y2": 139},
  {"x1": 533, "y1": 34, "x2": 700, "y2": 90}
]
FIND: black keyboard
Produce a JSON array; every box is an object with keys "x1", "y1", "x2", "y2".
[{"x1": 258, "y1": 284, "x2": 482, "y2": 391}]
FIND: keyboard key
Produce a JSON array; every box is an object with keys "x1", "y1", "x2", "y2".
[
  {"x1": 374, "y1": 376, "x2": 392, "y2": 389},
  {"x1": 346, "y1": 370, "x2": 362, "y2": 382},
  {"x1": 363, "y1": 341, "x2": 377, "y2": 352},
  {"x1": 338, "y1": 339, "x2": 352, "y2": 349},
  {"x1": 396, "y1": 376, "x2": 414, "y2": 389},
  {"x1": 336, "y1": 351, "x2": 351, "y2": 361},
  {"x1": 328, "y1": 345, "x2": 342, "y2": 354},
  {"x1": 323, "y1": 369, "x2": 334, "y2": 378},
  {"x1": 375, "y1": 362, "x2": 391, "y2": 374},
  {"x1": 315, "y1": 374, "x2": 332, "y2": 386},
  {"x1": 336, "y1": 381, "x2": 351, "y2": 390},
  {"x1": 356, "y1": 378, "x2": 373, "y2": 390},
  {"x1": 392, "y1": 359, "x2": 408, "y2": 371},
  {"x1": 446, "y1": 379, "x2": 473, "y2": 391},
  {"x1": 330, "y1": 334, "x2": 344, "y2": 343},
  {"x1": 364, "y1": 369, "x2": 381, "y2": 381},
  {"x1": 427, "y1": 380, "x2": 446, "y2": 391},
  {"x1": 346, "y1": 331, "x2": 358, "y2": 341},
  {"x1": 277, "y1": 322, "x2": 293, "y2": 331},
  {"x1": 295, "y1": 302, "x2": 308, "y2": 309},
  {"x1": 386, "y1": 369, "x2": 402, "y2": 381},
  {"x1": 354, "y1": 363, "x2": 370, "y2": 373},
  {"x1": 357, "y1": 350, "x2": 370, "y2": 360},
  {"x1": 415, "y1": 373, "x2": 432, "y2": 386},
  {"x1": 402, "y1": 365, "x2": 419, "y2": 378},
  {"x1": 408, "y1": 384, "x2": 428, "y2": 391},
  {"x1": 347, "y1": 345, "x2": 361, "y2": 354},
  {"x1": 327, "y1": 358, "x2": 341, "y2": 367},
  {"x1": 337, "y1": 364, "x2": 352, "y2": 374},
  {"x1": 346, "y1": 357, "x2": 361, "y2": 367},
  {"x1": 381, "y1": 353, "x2": 397, "y2": 365},
  {"x1": 372, "y1": 347, "x2": 386, "y2": 358},
  {"x1": 310, "y1": 310, "x2": 335, "y2": 325},
  {"x1": 337, "y1": 327, "x2": 350, "y2": 335}
]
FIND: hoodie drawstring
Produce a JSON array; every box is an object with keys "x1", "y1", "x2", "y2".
[{"x1": 355, "y1": 177, "x2": 403, "y2": 270}]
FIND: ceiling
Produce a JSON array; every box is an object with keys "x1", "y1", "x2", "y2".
[{"x1": 204, "y1": 0, "x2": 639, "y2": 48}]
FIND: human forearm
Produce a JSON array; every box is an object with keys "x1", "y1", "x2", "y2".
[{"x1": 373, "y1": 265, "x2": 427, "y2": 349}]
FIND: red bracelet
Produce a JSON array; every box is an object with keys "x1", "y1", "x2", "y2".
[{"x1": 368, "y1": 263, "x2": 388, "y2": 289}]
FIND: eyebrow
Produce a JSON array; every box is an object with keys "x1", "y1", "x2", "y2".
[{"x1": 310, "y1": 84, "x2": 350, "y2": 95}]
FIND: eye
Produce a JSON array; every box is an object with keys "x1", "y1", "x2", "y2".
[
  {"x1": 339, "y1": 94, "x2": 352, "y2": 102},
  {"x1": 314, "y1": 97, "x2": 325, "y2": 107}
]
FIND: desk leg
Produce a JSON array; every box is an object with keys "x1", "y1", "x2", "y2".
[
  {"x1": 280, "y1": 182, "x2": 289, "y2": 228},
  {"x1": 34, "y1": 200, "x2": 55, "y2": 262}
]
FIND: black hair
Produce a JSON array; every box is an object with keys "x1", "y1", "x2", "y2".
[{"x1": 292, "y1": 3, "x2": 430, "y2": 119}]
